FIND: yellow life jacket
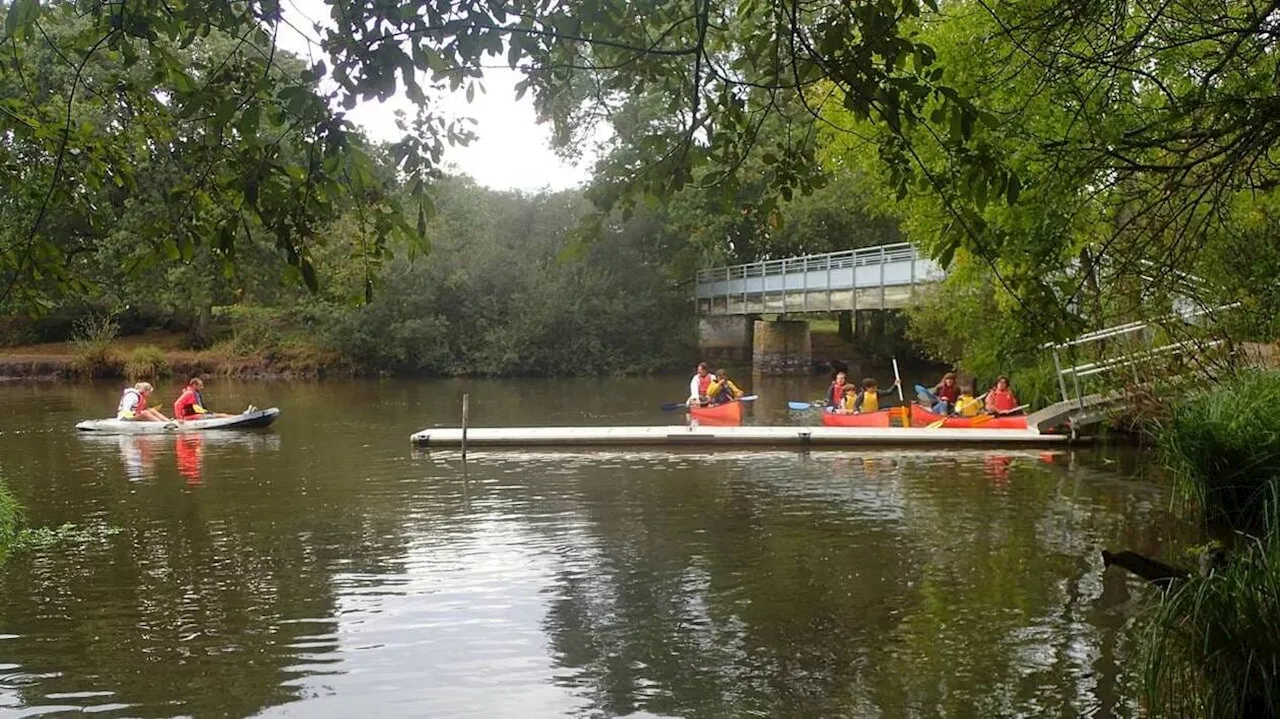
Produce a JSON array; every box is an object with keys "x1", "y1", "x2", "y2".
[
  {"x1": 706, "y1": 379, "x2": 743, "y2": 401},
  {"x1": 859, "y1": 390, "x2": 880, "y2": 413},
  {"x1": 955, "y1": 394, "x2": 981, "y2": 417},
  {"x1": 840, "y1": 392, "x2": 858, "y2": 412}
]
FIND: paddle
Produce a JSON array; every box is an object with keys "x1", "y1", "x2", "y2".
[
  {"x1": 927, "y1": 402, "x2": 1030, "y2": 428},
  {"x1": 665, "y1": 395, "x2": 758, "y2": 411},
  {"x1": 788, "y1": 400, "x2": 824, "y2": 411}
]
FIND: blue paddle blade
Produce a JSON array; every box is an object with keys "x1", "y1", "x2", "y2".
[
  {"x1": 660, "y1": 402, "x2": 688, "y2": 412},
  {"x1": 788, "y1": 401, "x2": 815, "y2": 411}
]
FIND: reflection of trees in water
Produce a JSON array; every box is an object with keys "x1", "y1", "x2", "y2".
[
  {"x1": 0, "y1": 435, "x2": 415, "y2": 717},
  {"x1": 537, "y1": 451, "x2": 1183, "y2": 718}
]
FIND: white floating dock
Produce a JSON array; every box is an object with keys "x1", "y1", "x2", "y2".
[{"x1": 410, "y1": 424, "x2": 1069, "y2": 448}]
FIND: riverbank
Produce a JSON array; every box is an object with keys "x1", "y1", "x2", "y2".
[{"x1": 0, "y1": 333, "x2": 347, "y2": 381}]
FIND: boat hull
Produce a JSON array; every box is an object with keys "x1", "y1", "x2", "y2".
[
  {"x1": 910, "y1": 404, "x2": 1028, "y2": 430},
  {"x1": 688, "y1": 401, "x2": 742, "y2": 425},
  {"x1": 411, "y1": 424, "x2": 1064, "y2": 447},
  {"x1": 820, "y1": 409, "x2": 895, "y2": 427},
  {"x1": 75, "y1": 408, "x2": 280, "y2": 434}
]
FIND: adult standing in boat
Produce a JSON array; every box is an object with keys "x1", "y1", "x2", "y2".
[
  {"x1": 985, "y1": 376, "x2": 1021, "y2": 415},
  {"x1": 931, "y1": 372, "x2": 960, "y2": 414},
  {"x1": 705, "y1": 369, "x2": 745, "y2": 406},
  {"x1": 825, "y1": 370, "x2": 849, "y2": 410},
  {"x1": 686, "y1": 362, "x2": 712, "y2": 406},
  {"x1": 173, "y1": 377, "x2": 243, "y2": 421},
  {"x1": 116, "y1": 382, "x2": 172, "y2": 422}
]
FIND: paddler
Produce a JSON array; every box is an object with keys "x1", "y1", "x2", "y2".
[
  {"x1": 984, "y1": 375, "x2": 1021, "y2": 415},
  {"x1": 834, "y1": 384, "x2": 859, "y2": 414},
  {"x1": 954, "y1": 386, "x2": 983, "y2": 417},
  {"x1": 173, "y1": 377, "x2": 244, "y2": 421},
  {"x1": 686, "y1": 362, "x2": 713, "y2": 407},
  {"x1": 931, "y1": 371, "x2": 960, "y2": 414},
  {"x1": 853, "y1": 377, "x2": 900, "y2": 414},
  {"x1": 824, "y1": 370, "x2": 849, "y2": 410},
  {"x1": 705, "y1": 369, "x2": 745, "y2": 406},
  {"x1": 116, "y1": 382, "x2": 173, "y2": 423}
]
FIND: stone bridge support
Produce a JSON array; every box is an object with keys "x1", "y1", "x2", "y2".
[
  {"x1": 753, "y1": 319, "x2": 811, "y2": 375},
  {"x1": 698, "y1": 315, "x2": 756, "y2": 363}
]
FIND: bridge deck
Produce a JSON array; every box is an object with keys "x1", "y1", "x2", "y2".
[{"x1": 695, "y1": 243, "x2": 943, "y2": 315}]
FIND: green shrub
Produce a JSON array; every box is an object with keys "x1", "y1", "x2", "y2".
[
  {"x1": 1142, "y1": 510, "x2": 1280, "y2": 718},
  {"x1": 219, "y1": 306, "x2": 286, "y2": 354},
  {"x1": 69, "y1": 313, "x2": 121, "y2": 377},
  {"x1": 1157, "y1": 371, "x2": 1280, "y2": 529},
  {"x1": 123, "y1": 345, "x2": 170, "y2": 379}
]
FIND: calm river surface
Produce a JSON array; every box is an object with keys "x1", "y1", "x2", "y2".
[{"x1": 0, "y1": 377, "x2": 1193, "y2": 718}]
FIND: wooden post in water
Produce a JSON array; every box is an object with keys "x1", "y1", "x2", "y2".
[{"x1": 461, "y1": 393, "x2": 469, "y2": 459}]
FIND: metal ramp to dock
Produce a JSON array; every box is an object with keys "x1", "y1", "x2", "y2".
[{"x1": 1039, "y1": 302, "x2": 1237, "y2": 434}]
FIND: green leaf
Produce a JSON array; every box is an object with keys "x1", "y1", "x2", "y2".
[{"x1": 1006, "y1": 174, "x2": 1021, "y2": 205}]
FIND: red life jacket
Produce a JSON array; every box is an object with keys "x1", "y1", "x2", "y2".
[
  {"x1": 697, "y1": 374, "x2": 712, "y2": 396},
  {"x1": 173, "y1": 388, "x2": 200, "y2": 418}
]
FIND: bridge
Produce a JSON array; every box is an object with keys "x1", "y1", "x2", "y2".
[{"x1": 695, "y1": 242, "x2": 942, "y2": 316}]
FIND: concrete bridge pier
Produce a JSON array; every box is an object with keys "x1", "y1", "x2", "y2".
[
  {"x1": 698, "y1": 315, "x2": 756, "y2": 363},
  {"x1": 753, "y1": 319, "x2": 811, "y2": 375}
]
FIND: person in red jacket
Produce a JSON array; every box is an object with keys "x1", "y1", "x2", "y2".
[
  {"x1": 173, "y1": 378, "x2": 242, "y2": 420},
  {"x1": 985, "y1": 375, "x2": 1022, "y2": 415},
  {"x1": 931, "y1": 371, "x2": 960, "y2": 414}
]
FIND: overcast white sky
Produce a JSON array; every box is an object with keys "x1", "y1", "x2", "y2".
[{"x1": 276, "y1": 1, "x2": 595, "y2": 192}]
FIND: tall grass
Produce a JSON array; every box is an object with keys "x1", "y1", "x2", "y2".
[
  {"x1": 1157, "y1": 371, "x2": 1280, "y2": 529},
  {"x1": 0, "y1": 478, "x2": 21, "y2": 563},
  {"x1": 1142, "y1": 499, "x2": 1280, "y2": 718}
]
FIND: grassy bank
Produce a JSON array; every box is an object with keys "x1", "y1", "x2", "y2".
[
  {"x1": 1141, "y1": 371, "x2": 1280, "y2": 717},
  {"x1": 0, "y1": 332, "x2": 346, "y2": 380}
]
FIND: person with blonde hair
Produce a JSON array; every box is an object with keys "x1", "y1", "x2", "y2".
[{"x1": 116, "y1": 382, "x2": 172, "y2": 422}]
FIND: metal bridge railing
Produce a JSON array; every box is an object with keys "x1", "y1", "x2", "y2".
[{"x1": 694, "y1": 242, "x2": 919, "y2": 285}]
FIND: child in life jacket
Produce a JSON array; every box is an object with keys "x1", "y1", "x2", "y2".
[
  {"x1": 853, "y1": 377, "x2": 899, "y2": 413},
  {"x1": 954, "y1": 386, "x2": 983, "y2": 417},
  {"x1": 705, "y1": 369, "x2": 745, "y2": 405},
  {"x1": 835, "y1": 384, "x2": 860, "y2": 414}
]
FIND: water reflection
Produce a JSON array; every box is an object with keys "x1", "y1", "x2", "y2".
[{"x1": 1, "y1": 381, "x2": 1193, "y2": 718}]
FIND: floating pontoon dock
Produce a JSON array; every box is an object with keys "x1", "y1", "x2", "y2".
[{"x1": 410, "y1": 425, "x2": 1069, "y2": 448}]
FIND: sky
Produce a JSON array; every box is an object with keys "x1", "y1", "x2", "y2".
[{"x1": 275, "y1": 1, "x2": 596, "y2": 192}]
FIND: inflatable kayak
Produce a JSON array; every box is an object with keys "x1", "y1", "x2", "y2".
[
  {"x1": 75, "y1": 408, "x2": 280, "y2": 434},
  {"x1": 820, "y1": 409, "x2": 896, "y2": 427},
  {"x1": 910, "y1": 404, "x2": 1028, "y2": 430},
  {"x1": 689, "y1": 401, "x2": 742, "y2": 425}
]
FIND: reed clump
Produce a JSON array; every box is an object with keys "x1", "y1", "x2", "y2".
[
  {"x1": 69, "y1": 314, "x2": 121, "y2": 378},
  {"x1": 0, "y1": 478, "x2": 21, "y2": 564},
  {"x1": 1157, "y1": 371, "x2": 1280, "y2": 529},
  {"x1": 1142, "y1": 502, "x2": 1280, "y2": 718},
  {"x1": 123, "y1": 344, "x2": 170, "y2": 379},
  {"x1": 1143, "y1": 371, "x2": 1280, "y2": 717}
]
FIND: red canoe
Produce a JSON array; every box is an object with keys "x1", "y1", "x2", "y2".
[
  {"x1": 910, "y1": 404, "x2": 1029, "y2": 430},
  {"x1": 820, "y1": 409, "x2": 896, "y2": 427},
  {"x1": 689, "y1": 401, "x2": 743, "y2": 425}
]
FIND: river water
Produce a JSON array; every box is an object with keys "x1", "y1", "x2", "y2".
[{"x1": 0, "y1": 378, "x2": 1192, "y2": 718}]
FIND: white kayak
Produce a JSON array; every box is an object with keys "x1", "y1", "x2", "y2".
[{"x1": 75, "y1": 408, "x2": 280, "y2": 434}]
